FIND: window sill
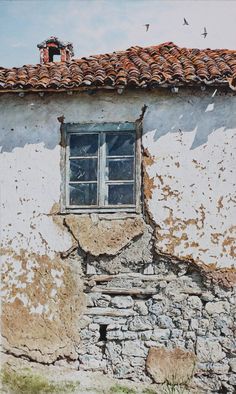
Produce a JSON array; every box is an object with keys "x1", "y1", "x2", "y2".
[{"x1": 61, "y1": 206, "x2": 140, "y2": 215}]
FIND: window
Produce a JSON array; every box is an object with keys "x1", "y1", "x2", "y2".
[{"x1": 62, "y1": 122, "x2": 141, "y2": 212}]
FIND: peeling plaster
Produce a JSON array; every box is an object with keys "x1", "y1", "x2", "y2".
[
  {"x1": 1, "y1": 88, "x2": 236, "y2": 365},
  {"x1": 143, "y1": 124, "x2": 236, "y2": 268},
  {"x1": 1, "y1": 249, "x2": 85, "y2": 363}
]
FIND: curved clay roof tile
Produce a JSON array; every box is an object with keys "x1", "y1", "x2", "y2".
[{"x1": 0, "y1": 42, "x2": 235, "y2": 91}]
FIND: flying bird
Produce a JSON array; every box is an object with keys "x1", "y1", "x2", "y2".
[
  {"x1": 201, "y1": 27, "x2": 208, "y2": 38},
  {"x1": 183, "y1": 18, "x2": 189, "y2": 26},
  {"x1": 144, "y1": 24, "x2": 150, "y2": 32}
]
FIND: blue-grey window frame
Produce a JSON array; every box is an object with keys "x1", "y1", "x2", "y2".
[{"x1": 61, "y1": 122, "x2": 141, "y2": 213}]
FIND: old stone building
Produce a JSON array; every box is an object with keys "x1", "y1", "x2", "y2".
[{"x1": 1, "y1": 37, "x2": 236, "y2": 392}]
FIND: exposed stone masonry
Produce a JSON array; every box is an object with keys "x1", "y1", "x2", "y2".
[{"x1": 73, "y1": 233, "x2": 236, "y2": 393}]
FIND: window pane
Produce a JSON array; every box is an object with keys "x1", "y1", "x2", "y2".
[
  {"x1": 107, "y1": 158, "x2": 134, "y2": 180},
  {"x1": 106, "y1": 133, "x2": 134, "y2": 156},
  {"x1": 70, "y1": 159, "x2": 97, "y2": 181},
  {"x1": 70, "y1": 134, "x2": 98, "y2": 156},
  {"x1": 108, "y1": 184, "x2": 134, "y2": 205},
  {"x1": 69, "y1": 183, "x2": 97, "y2": 206}
]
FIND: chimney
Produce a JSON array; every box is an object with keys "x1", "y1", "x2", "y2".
[{"x1": 37, "y1": 37, "x2": 74, "y2": 64}]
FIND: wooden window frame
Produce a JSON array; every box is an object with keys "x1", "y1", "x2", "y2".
[{"x1": 61, "y1": 122, "x2": 141, "y2": 214}]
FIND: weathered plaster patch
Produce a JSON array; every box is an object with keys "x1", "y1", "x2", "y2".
[
  {"x1": 142, "y1": 148, "x2": 156, "y2": 201},
  {"x1": 63, "y1": 215, "x2": 145, "y2": 256},
  {"x1": 1, "y1": 249, "x2": 85, "y2": 363}
]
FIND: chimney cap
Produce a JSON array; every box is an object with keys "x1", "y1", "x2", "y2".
[{"x1": 37, "y1": 36, "x2": 74, "y2": 56}]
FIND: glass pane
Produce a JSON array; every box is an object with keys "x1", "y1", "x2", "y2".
[
  {"x1": 107, "y1": 158, "x2": 134, "y2": 180},
  {"x1": 69, "y1": 183, "x2": 97, "y2": 206},
  {"x1": 108, "y1": 184, "x2": 134, "y2": 205},
  {"x1": 70, "y1": 134, "x2": 98, "y2": 156},
  {"x1": 70, "y1": 159, "x2": 97, "y2": 181},
  {"x1": 106, "y1": 133, "x2": 134, "y2": 156}
]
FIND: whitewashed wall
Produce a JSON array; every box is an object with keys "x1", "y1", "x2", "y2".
[{"x1": 0, "y1": 88, "x2": 235, "y2": 272}]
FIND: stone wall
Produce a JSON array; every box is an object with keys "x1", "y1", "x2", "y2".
[{"x1": 67, "y1": 223, "x2": 235, "y2": 393}]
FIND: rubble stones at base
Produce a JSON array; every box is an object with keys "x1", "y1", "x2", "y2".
[{"x1": 77, "y1": 259, "x2": 236, "y2": 392}]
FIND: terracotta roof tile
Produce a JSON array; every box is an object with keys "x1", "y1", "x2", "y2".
[{"x1": 0, "y1": 42, "x2": 236, "y2": 92}]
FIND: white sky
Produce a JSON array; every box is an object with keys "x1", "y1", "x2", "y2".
[{"x1": 0, "y1": 0, "x2": 235, "y2": 68}]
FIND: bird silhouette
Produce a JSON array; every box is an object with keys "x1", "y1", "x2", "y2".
[
  {"x1": 144, "y1": 24, "x2": 150, "y2": 32},
  {"x1": 183, "y1": 18, "x2": 189, "y2": 26},
  {"x1": 201, "y1": 27, "x2": 208, "y2": 38}
]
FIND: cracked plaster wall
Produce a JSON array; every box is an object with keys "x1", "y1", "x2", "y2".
[
  {"x1": 142, "y1": 94, "x2": 236, "y2": 269},
  {"x1": 0, "y1": 88, "x2": 235, "y2": 363}
]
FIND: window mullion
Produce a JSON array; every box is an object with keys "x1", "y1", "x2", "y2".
[{"x1": 98, "y1": 132, "x2": 106, "y2": 206}]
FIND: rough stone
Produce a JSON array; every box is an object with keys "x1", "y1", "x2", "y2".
[
  {"x1": 201, "y1": 292, "x2": 215, "y2": 302},
  {"x1": 229, "y1": 374, "x2": 236, "y2": 386},
  {"x1": 80, "y1": 329, "x2": 100, "y2": 341},
  {"x1": 171, "y1": 293, "x2": 187, "y2": 302},
  {"x1": 174, "y1": 318, "x2": 189, "y2": 331},
  {"x1": 122, "y1": 340, "x2": 148, "y2": 357},
  {"x1": 187, "y1": 296, "x2": 202, "y2": 310},
  {"x1": 106, "y1": 330, "x2": 137, "y2": 340},
  {"x1": 130, "y1": 357, "x2": 146, "y2": 367},
  {"x1": 214, "y1": 316, "x2": 232, "y2": 331},
  {"x1": 157, "y1": 315, "x2": 174, "y2": 329},
  {"x1": 133, "y1": 300, "x2": 148, "y2": 315},
  {"x1": 129, "y1": 316, "x2": 153, "y2": 331},
  {"x1": 220, "y1": 338, "x2": 235, "y2": 351},
  {"x1": 211, "y1": 362, "x2": 230, "y2": 374},
  {"x1": 170, "y1": 329, "x2": 183, "y2": 338},
  {"x1": 151, "y1": 329, "x2": 170, "y2": 341},
  {"x1": 143, "y1": 264, "x2": 154, "y2": 275},
  {"x1": 229, "y1": 358, "x2": 236, "y2": 373},
  {"x1": 93, "y1": 316, "x2": 127, "y2": 325},
  {"x1": 146, "y1": 347, "x2": 196, "y2": 384},
  {"x1": 145, "y1": 341, "x2": 164, "y2": 348},
  {"x1": 106, "y1": 330, "x2": 124, "y2": 340},
  {"x1": 122, "y1": 331, "x2": 138, "y2": 340},
  {"x1": 190, "y1": 318, "x2": 198, "y2": 330},
  {"x1": 138, "y1": 331, "x2": 152, "y2": 341},
  {"x1": 148, "y1": 301, "x2": 163, "y2": 316},
  {"x1": 196, "y1": 338, "x2": 225, "y2": 363},
  {"x1": 78, "y1": 315, "x2": 92, "y2": 329},
  {"x1": 79, "y1": 354, "x2": 106, "y2": 371},
  {"x1": 95, "y1": 294, "x2": 111, "y2": 308},
  {"x1": 105, "y1": 342, "x2": 122, "y2": 365},
  {"x1": 185, "y1": 331, "x2": 196, "y2": 341},
  {"x1": 110, "y1": 296, "x2": 134, "y2": 309},
  {"x1": 88, "y1": 323, "x2": 100, "y2": 331},
  {"x1": 183, "y1": 306, "x2": 202, "y2": 319},
  {"x1": 113, "y1": 362, "x2": 133, "y2": 378},
  {"x1": 86, "y1": 263, "x2": 97, "y2": 275},
  {"x1": 205, "y1": 301, "x2": 230, "y2": 315},
  {"x1": 86, "y1": 294, "x2": 95, "y2": 307}
]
